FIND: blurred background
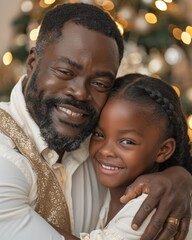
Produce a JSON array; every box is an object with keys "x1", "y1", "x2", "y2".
[{"x1": 1, "y1": 0, "x2": 192, "y2": 140}]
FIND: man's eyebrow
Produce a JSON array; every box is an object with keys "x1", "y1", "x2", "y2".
[
  {"x1": 58, "y1": 56, "x2": 82, "y2": 70},
  {"x1": 94, "y1": 71, "x2": 115, "y2": 80},
  {"x1": 58, "y1": 56, "x2": 115, "y2": 80}
]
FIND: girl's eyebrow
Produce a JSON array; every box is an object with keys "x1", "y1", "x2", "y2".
[{"x1": 118, "y1": 129, "x2": 143, "y2": 137}]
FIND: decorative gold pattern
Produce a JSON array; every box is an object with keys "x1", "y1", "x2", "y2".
[{"x1": 0, "y1": 108, "x2": 71, "y2": 233}]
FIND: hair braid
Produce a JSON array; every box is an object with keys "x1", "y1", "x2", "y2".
[{"x1": 137, "y1": 86, "x2": 192, "y2": 171}]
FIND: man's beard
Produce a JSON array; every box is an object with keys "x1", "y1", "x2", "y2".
[{"x1": 25, "y1": 69, "x2": 99, "y2": 152}]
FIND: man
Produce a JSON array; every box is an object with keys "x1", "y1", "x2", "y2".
[{"x1": 0, "y1": 3, "x2": 191, "y2": 240}]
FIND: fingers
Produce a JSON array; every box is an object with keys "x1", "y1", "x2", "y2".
[
  {"x1": 156, "y1": 195, "x2": 191, "y2": 240},
  {"x1": 130, "y1": 183, "x2": 165, "y2": 232},
  {"x1": 134, "y1": 200, "x2": 169, "y2": 239},
  {"x1": 120, "y1": 181, "x2": 150, "y2": 204},
  {"x1": 155, "y1": 216, "x2": 180, "y2": 240},
  {"x1": 174, "y1": 216, "x2": 190, "y2": 240},
  {"x1": 140, "y1": 210, "x2": 191, "y2": 240}
]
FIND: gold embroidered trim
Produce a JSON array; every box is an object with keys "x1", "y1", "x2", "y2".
[{"x1": 0, "y1": 108, "x2": 71, "y2": 233}]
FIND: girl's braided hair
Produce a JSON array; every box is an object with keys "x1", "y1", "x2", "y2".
[{"x1": 110, "y1": 73, "x2": 192, "y2": 173}]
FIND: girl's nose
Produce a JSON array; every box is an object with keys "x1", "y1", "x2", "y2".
[{"x1": 98, "y1": 140, "x2": 116, "y2": 158}]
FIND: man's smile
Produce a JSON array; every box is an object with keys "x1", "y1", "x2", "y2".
[{"x1": 55, "y1": 104, "x2": 89, "y2": 126}]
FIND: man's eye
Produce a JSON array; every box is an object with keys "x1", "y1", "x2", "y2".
[
  {"x1": 59, "y1": 70, "x2": 74, "y2": 77},
  {"x1": 120, "y1": 139, "x2": 135, "y2": 145},
  {"x1": 53, "y1": 68, "x2": 74, "y2": 78},
  {"x1": 92, "y1": 131, "x2": 104, "y2": 139},
  {"x1": 91, "y1": 80, "x2": 113, "y2": 91}
]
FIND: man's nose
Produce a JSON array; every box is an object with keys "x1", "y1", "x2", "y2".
[{"x1": 65, "y1": 78, "x2": 90, "y2": 101}]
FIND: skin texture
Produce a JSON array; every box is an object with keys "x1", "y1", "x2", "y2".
[
  {"x1": 22, "y1": 22, "x2": 192, "y2": 240},
  {"x1": 90, "y1": 98, "x2": 175, "y2": 223}
]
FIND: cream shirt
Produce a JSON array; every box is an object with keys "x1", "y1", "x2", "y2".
[
  {"x1": 80, "y1": 193, "x2": 192, "y2": 240},
  {"x1": 0, "y1": 76, "x2": 106, "y2": 240}
]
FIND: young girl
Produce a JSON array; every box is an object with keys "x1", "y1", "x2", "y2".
[
  {"x1": 62, "y1": 73, "x2": 192, "y2": 239},
  {"x1": 81, "y1": 73, "x2": 192, "y2": 240}
]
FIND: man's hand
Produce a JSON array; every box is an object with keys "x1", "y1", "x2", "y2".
[{"x1": 120, "y1": 167, "x2": 192, "y2": 240}]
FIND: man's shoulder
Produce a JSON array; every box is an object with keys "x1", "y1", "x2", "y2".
[
  {"x1": 0, "y1": 130, "x2": 36, "y2": 187},
  {"x1": 0, "y1": 130, "x2": 16, "y2": 149}
]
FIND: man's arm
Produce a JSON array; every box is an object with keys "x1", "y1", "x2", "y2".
[
  {"x1": 120, "y1": 166, "x2": 192, "y2": 240},
  {"x1": 0, "y1": 155, "x2": 64, "y2": 240}
]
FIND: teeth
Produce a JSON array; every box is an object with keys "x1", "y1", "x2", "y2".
[
  {"x1": 58, "y1": 107, "x2": 83, "y2": 117},
  {"x1": 101, "y1": 163, "x2": 122, "y2": 171}
]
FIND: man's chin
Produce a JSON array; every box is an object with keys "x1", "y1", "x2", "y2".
[
  {"x1": 46, "y1": 134, "x2": 85, "y2": 152},
  {"x1": 54, "y1": 120, "x2": 86, "y2": 138},
  {"x1": 42, "y1": 125, "x2": 91, "y2": 152}
]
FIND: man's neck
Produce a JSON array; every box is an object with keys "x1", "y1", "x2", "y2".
[{"x1": 57, "y1": 150, "x2": 65, "y2": 163}]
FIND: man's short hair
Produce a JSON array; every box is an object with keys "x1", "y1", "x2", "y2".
[{"x1": 36, "y1": 3, "x2": 124, "y2": 63}]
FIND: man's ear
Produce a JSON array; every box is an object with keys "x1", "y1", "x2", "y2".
[
  {"x1": 26, "y1": 47, "x2": 38, "y2": 75},
  {"x1": 156, "y1": 138, "x2": 176, "y2": 163}
]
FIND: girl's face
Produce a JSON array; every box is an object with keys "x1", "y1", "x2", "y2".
[{"x1": 89, "y1": 98, "x2": 168, "y2": 188}]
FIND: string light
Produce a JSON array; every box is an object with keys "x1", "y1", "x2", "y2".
[
  {"x1": 148, "y1": 56, "x2": 164, "y2": 74},
  {"x1": 115, "y1": 22, "x2": 124, "y2": 35},
  {"x1": 44, "y1": 0, "x2": 56, "y2": 4},
  {"x1": 101, "y1": 0, "x2": 114, "y2": 11},
  {"x1": 171, "y1": 85, "x2": 181, "y2": 97},
  {"x1": 145, "y1": 13, "x2": 157, "y2": 24},
  {"x1": 69, "y1": 0, "x2": 79, "y2": 3},
  {"x1": 21, "y1": 0, "x2": 33, "y2": 12},
  {"x1": 172, "y1": 27, "x2": 182, "y2": 40},
  {"x1": 186, "y1": 88, "x2": 192, "y2": 102},
  {"x1": 3, "y1": 52, "x2": 13, "y2": 66},
  {"x1": 187, "y1": 115, "x2": 192, "y2": 130},
  {"x1": 95, "y1": 0, "x2": 105, "y2": 5},
  {"x1": 181, "y1": 32, "x2": 191, "y2": 45},
  {"x1": 164, "y1": 46, "x2": 182, "y2": 65},
  {"x1": 142, "y1": 0, "x2": 153, "y2": 4},
  {"x1": 117, "y1": 19, "x2": 129, "y2": 30},
  {"x1": 39, "y1": 0, "x2": 49, "y2": 8},
  {"x1": 155, "y1": 0, "x2": 167, "y2": 11},
  {"x1": 29, "y1": 26, "x2": 40, "y2": 41},
  {"x1": 186, "y1": 26, "x2": 192, "y2": 37}
]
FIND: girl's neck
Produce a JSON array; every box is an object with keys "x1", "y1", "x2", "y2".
[{"x1": 106, "y1": 186, "x2": 126, "y2": 225}]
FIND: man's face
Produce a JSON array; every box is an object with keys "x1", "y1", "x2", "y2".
[{"x1": 24, "y1": 22, "x2": 120, "y2": 152}]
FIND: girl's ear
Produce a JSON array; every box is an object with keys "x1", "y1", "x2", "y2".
[
  {"x1": 156, "y1": 138, "x2": 176, "y2": 163},
  {"x1": 26, "y1": 47, "x2": 38, "y2": 75}
]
